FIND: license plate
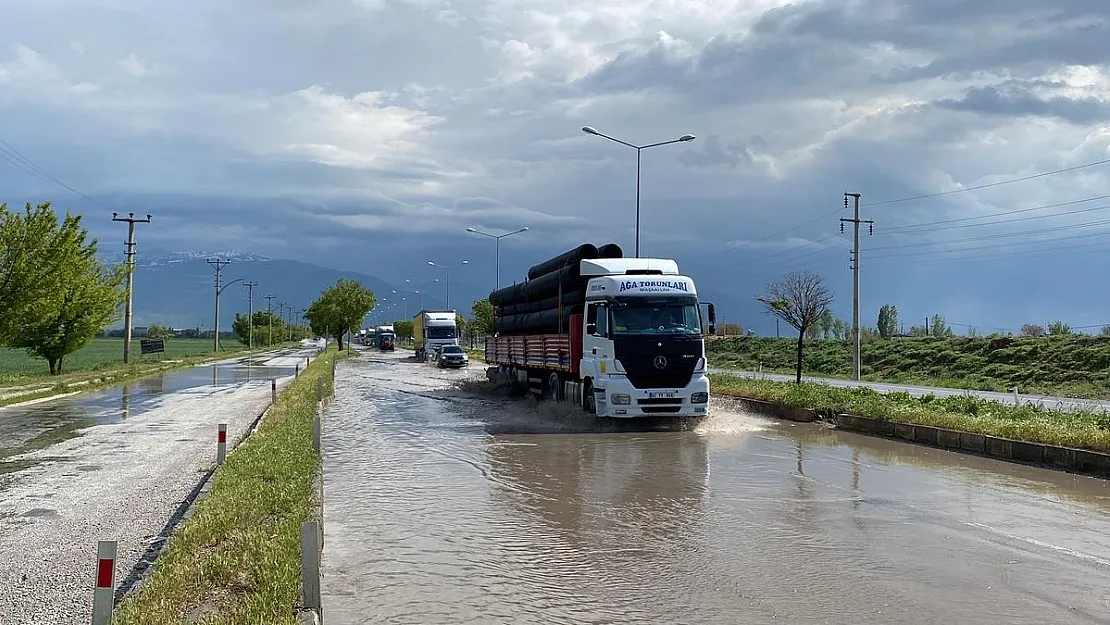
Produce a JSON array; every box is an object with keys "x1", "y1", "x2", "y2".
[{"x1": 648, "y1": 392, "x2": 675, "y2": 399}]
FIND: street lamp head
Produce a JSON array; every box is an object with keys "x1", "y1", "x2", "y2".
[
  {"x1": 460, "y1": 260, "x2": 469, "y2": 265},
  {"x1": 428, "y1": 261, "x2": 435, "y2": 266},
  {"x1": 582, "y1": 126, "x2": 600, "y2": 136},
  {"x1": 112, "y1": 211, "x2": 118, "y2": 218},
  {"x1": 678, "y1": 134, "x2": 696, "y2": 142},
  {"x1": 465, "y1": 227, "x2": 477, "y2": 233}
]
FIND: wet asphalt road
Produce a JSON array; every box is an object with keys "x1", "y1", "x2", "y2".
[
  {"x1": 322, "y1": 350, "x2": 1110, "y2": 624},
  {"x1": 710, "y1": 367, "x2": 1110, "y2": 413},
  {"x1": 0, "y1": 344, "x2": 321, "y2": 623}
]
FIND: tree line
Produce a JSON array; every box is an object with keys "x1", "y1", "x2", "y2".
[{"x1": 0, "y1": 202, "x2": 125, "y2": 374}]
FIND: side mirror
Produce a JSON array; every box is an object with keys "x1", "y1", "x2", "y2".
[{"x1": 707, "y1": 302, "x2": 717, "y2": 336}]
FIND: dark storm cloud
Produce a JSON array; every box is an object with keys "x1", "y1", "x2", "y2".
[
  {"x1": 935, "y1": 84, "x2": 1110, "y2": 125},
  {"x1": 577, "y1": 0, "x2": 1110, "y2": 105}
]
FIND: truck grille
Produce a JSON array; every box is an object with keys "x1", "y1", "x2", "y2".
[{"x1": 615, "y1": 338, "x2": 701, "y2": 390}]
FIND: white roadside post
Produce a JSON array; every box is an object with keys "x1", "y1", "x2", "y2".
[
  {"x1": 217, "y1": 423, "x2": 227, "y2": 465},
  {"x1": 271, "y1": 379, "x2": 277, "y2": 404},
  {"x1": 92, "y1": 540, "x2": 117, "y2": 624}
]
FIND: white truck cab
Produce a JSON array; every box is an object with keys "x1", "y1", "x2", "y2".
[{"x1": 575, "y1": 258, "x2": 710, "y2": 417}]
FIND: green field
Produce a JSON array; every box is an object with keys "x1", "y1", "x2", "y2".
[
  {"x1": 0, "y1": 338, "x2": 249, "y2": 385},
  {"x1": 707, "y1": 335, "x2": 1110, "y2": 399}
]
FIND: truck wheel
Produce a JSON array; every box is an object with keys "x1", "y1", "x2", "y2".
[
  {"x1": 582, "y1": 380, "x2": 596, "y2": 415},
  {"x1": 545, "y1": 372, "x2": 563, "y2": 401}
]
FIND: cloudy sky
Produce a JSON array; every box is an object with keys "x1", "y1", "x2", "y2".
[{"x1": 1, "y1": 0, "x2": 1109, "y2": 334}]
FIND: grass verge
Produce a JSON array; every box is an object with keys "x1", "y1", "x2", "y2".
[
  {"x1": 0, "y1": 342, "x2": 303, "y2": 409},
  {"x1": 707, "y1": 335, "x2": 1110, "y2": 399},
  {"x1": 111, "y1": 347, "x2": 345, "y2": 624},
  {"x1": 712, "y1": 373, "x2": 1110, "y2": 453}
]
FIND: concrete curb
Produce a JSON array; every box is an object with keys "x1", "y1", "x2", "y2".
[
  {"x1": 297, "y1": 350, "x2": 334, "y2": 624},
  {"x1": 724, "y1": 393, "x2": 1110, "y2": 479}
]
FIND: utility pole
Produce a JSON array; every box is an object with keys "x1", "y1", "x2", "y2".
[
  {"x1": 840, "y1": 192, "x2": 872, "y2": 381},
  {"x1": 264, "y1": 295, "x2": 276, "y2": 346},
  {"x1": 112, "y1": 212, "x2": 151, "y2": 364},
  {"x1": 244, "y1": 281, "x2": 258, "y2": 348},
  {"x1": 207, "y1": 258, "x2": 231, "y2": 352}
]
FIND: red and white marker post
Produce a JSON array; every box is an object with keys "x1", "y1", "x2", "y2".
[
  {"x1": 217, "y1": 423, "x2": 227, "y2": 465},
  {"x1": 92, "y1": 540, "x2": 116, "y2": 624}
]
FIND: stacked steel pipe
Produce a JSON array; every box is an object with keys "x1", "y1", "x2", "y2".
[{"x1": 490, "y1": 243, "x2": 623, "y2": 335}]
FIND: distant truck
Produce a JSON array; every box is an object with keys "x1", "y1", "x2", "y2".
[
  {"x1": 372, "y1": 324, "x2": 394, "y2": 347},
  {"x1": 484, "y1": 242, "x2": 716, "y2": 418},
  {"x1": 413, "y1": 310, "x2": 459, "y2": 360}
]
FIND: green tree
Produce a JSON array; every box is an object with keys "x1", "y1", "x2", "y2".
[
  {"x1": 470, "y1": 298, "x2": 493, "y2": 336},
  {"x1": 817, "y1": 310, "x2": 834, "y2": 339},
  {"x1": 6, "y1": 208, "x2": 125, "y2": 374},
  {"x1": 1047, "y1": 320, "x2": 1072, "y2": 336},
  {"x1": 305, "y1": 279, "x2": 376, "y2": 350},
  {"x1": 757, "y1": 271, "x2": 834, "y2": 384},
  {"x1": 877, "y1": 304, "x2": 898, "y2": 339},
  {"x1": 0, "y1": 202, "x2": 94, "y2": 344},
  {"x1": 930, "y1": 314, "x2": 953, "y2": 338},
  {"x1": 146, "y1": 323, "x2": 174, "y2": 339},
  {"x1": 234, "y1": 311, "x2": 285, "y2": 346},
  {"x1": 393, "y1": 320, "x2": 413, "y2": 341}
]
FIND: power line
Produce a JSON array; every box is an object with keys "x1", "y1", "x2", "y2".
[
  {"x1": 864, "y1": 238, "x2": 1109, "y2": 267},
  {"x1": 878, "y1": 194, "x2": 1110, "y2": 234},
  {"x1": 718, "y1": 157, "x2": 1110, "y2": 258},
  {"x1": 867, "y1": 230, "x2": 1110, "y2": 262},
  {"x1": 0, "y1": 139, "x2": 101, "y2": 204},
  {"x1": 864, "y1": 216, "x2": 1110, "y2": 254},
  {"x1": 866, "y1": 157, "x2": 1110, "y2": 206}
]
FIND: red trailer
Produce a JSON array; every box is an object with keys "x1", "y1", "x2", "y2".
[{"x1": 485, "y1": 313, "x2": 584, "y2": 398}]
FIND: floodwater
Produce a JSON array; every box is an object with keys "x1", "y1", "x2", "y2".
[
  {"x1": 321, "y1": 351, "x2": 1110, "y2": 624},
  {"x1": 0, "y1": 349, "x2": 301, "y2": 469}
]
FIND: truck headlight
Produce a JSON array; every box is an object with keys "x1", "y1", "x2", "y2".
[
  {"x1": 611, "y1": 393, "x2": 631, "y2": 405},
  {"x1": 691, "y1": 392, "x2": 708, "y2": 404}
]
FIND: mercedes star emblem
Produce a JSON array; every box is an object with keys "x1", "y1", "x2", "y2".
[{"x1": 653, "y1": 355, "x2": 667, "y2": 369}]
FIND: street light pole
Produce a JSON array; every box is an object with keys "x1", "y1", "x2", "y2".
[
  {"x1": 112, "y1": 212, "x2": 151, "y2": 364},
  {"x1": 243, "y1": 281, "x2": 258, "y2": 348},
  {"x1": 428, "y1": 260, "x2": 468, "y2": 309},
  {"x1": 581, "y1": 126, "x2": 696, "y2": 258},
  {"x1": 465, "y1": 226, "x2": 529, "y2": 292}
]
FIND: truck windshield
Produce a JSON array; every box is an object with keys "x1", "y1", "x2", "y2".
[
  {"x1": 611, "y1": 298, "x2": 702, "y2": 335},
  {"x1": 427, "y1": 327, "x2": 456, "y2": 339}
]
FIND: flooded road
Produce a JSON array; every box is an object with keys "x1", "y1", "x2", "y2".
[
  {"x1": 322, "y1": 351, "x2": 1110, "y2": 624},
  {"x1": 0, "y1": 344, "x2": 320, "y2": 623},
  {"x1": 1, "y1": 349, "x2": 302, "y2": 470}
]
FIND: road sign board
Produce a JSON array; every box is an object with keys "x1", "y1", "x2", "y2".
[{"x1": 140, "y1": 338, "x2": 166, "y2": 355}]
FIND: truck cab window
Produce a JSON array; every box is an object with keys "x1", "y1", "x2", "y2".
[{"x1": 586, "y1": 303, "x2": 608, "y2": 337}]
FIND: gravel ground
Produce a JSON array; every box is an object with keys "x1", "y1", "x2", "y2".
[{"x1": 0, "y1": 347, "x2": 319, "y2": 624}]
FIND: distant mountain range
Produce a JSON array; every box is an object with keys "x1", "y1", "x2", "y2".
[{"x1": 98, "y1": 250, "x2": 448, "y2": 330}]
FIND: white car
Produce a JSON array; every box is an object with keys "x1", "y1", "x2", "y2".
[{"x1": 437, "y1": 345, "x2": 469, "y2": 368}]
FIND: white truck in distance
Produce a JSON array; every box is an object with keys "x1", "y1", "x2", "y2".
[{"x1": 413, "y1": 310, "x2": 459, "y2": 360}]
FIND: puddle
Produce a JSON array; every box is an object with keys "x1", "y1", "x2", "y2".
[{"x1": 20, "y1": 508, "x2": 59, "y2": 519}]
